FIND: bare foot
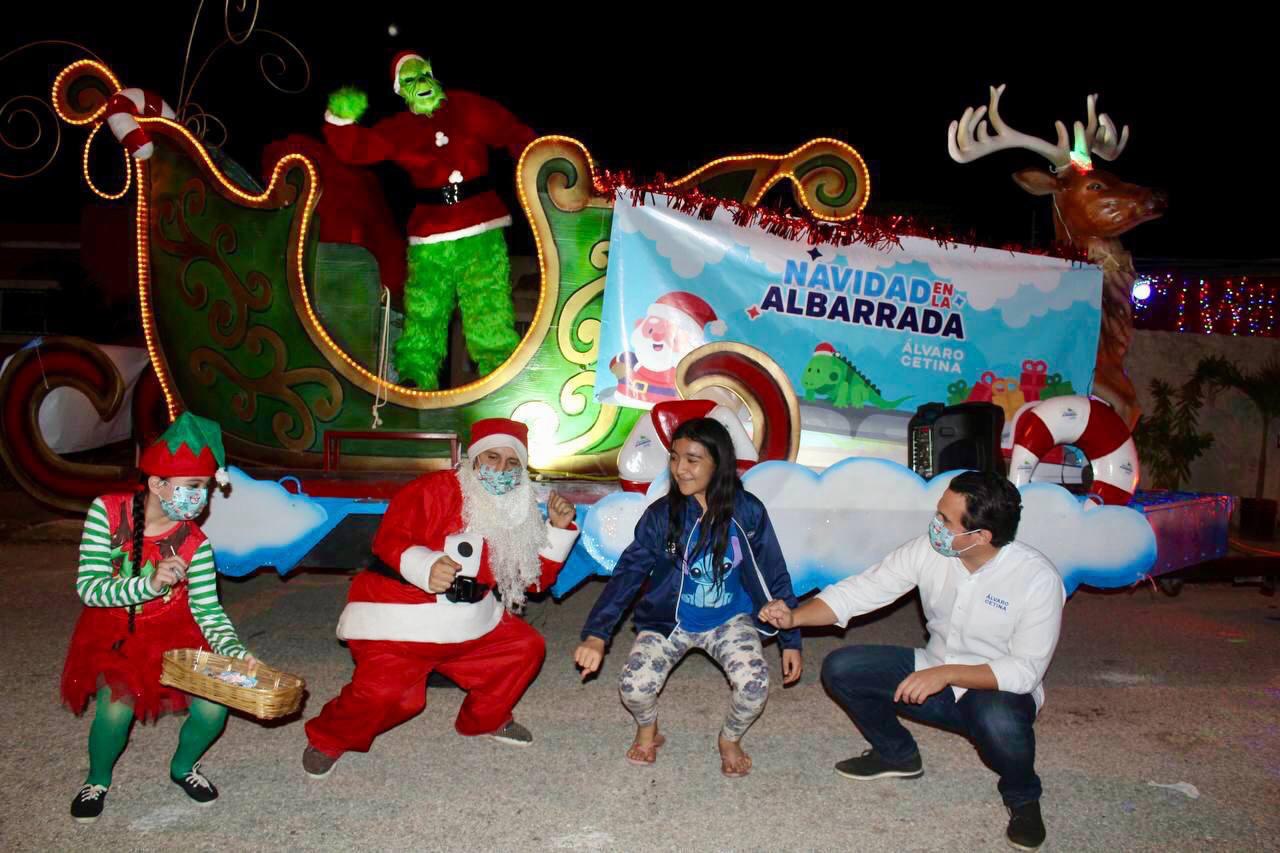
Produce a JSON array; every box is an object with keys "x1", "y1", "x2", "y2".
[
  {"x1": 718, "y1": 735, "x2": 751, "y2": 778},
  {"x1": 625, "y1": 725, "x2": 666, "y2": 766}
]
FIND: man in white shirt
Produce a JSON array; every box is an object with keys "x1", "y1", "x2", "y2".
[{"x1": 760, "y1": 471, "x2": 1064, "y2": 852}]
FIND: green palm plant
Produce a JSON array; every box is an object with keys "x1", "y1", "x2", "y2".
[
  {"x1": 1194, "y1": 355, "x2": 1280, "y2": 499},
  {"x1": 1132, "y1": 378, "x2": 1214, "y2": 491}
]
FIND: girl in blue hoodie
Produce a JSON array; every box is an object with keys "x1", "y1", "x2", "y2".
[{"x1": 575, "y1": 417, "x2": 802, "y2": 777}]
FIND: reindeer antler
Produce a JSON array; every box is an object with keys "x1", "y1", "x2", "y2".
[
  {"x1": 948, "y1": 84, "x2": 1072, "y2": 171},
  {"x1": 1073, "y1": 93, "x2": 1130, "y2": 162}
]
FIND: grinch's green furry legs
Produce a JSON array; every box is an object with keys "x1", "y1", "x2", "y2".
[
  {"x1": 455, "y1": 229, "x2": 521, "y2": 377},
  {"x1": 85, "y1": 686, "x2": 133, "y2": 786},
  {"x1": 395, "y1": 244, "x2": 458, "y2": 389}
]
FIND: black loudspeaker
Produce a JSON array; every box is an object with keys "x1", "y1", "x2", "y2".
[{"x1": 908, "y1": 402, "x2": 1005, "y2": 480}]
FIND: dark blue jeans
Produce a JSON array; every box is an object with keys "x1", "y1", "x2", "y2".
[{"x1": 821, "y1": 644, "x2": 1041, "y2": 807}]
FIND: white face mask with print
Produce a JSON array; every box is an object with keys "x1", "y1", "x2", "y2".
[{"x1": 928, "y1": 515, "x2": 979, "y2": 557}]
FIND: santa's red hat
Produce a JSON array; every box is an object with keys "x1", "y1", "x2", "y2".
[
  {"x1": 648, "y1": 292, "x2": 726, "y2": 338},
  {"x1": 391, "y1": 50, "x2": 426, "y2": 94},
  {"x1": 813, "y1": 341, "x2": 837, "y2": 356},
  {"x1": 468, "y1": 418, "x2": 528, "y2": 468}
]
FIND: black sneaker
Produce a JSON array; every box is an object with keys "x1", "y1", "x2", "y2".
[
  {"x1": 834, "y1": 749, "x2": 924, "y2": 780},
  {"x1": 1006, "y1": 801, "x2": 1046, "y2": 851},
  {"x1": 171, "y1": 763, "x2": 218, "y2": 805},
  {"x1": 70, "y1": 784, "x2": 109, "y2": 823},
  {"x1": 488, "y1": 720, "x2": 533, "y2": 747},
  {"x1": 302, "y1": 745, "x2": 339, "y2": 779}
]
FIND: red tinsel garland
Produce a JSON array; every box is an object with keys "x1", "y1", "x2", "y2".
[{"x1": 591, "y1": 170, "x2": 1090, "y2": 263}]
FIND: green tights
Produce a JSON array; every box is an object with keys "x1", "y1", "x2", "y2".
[{"x1": 85, "y1": 685, "x2": 228, "y2": 786}]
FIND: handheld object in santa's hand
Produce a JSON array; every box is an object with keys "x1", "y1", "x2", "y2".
[{"x1": 445, "y1": 575, "x2": 490, "y2": 604}]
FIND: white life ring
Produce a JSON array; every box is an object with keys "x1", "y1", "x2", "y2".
[{"x1": 1008, "y1": 395, "x2": 1139, "y2": 506}]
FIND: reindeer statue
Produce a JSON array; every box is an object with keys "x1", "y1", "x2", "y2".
[{"x1": 948, "y1": 85, "x2": 1166, "y2": 429}]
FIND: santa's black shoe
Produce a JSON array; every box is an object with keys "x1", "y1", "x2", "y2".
[
  {"x1": 303, "y1": 745, "x2": 339, "y2": 779},
  {"x1": 488, "y1": 720, "x2": 533, "y2": 747}
]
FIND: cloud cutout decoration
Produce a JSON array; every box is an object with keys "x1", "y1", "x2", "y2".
[
  {"x1": 551, "y1": 460, "x2": 1157, "y2": 598},
  {"x1": 202, "y1": 467, "x2": 331, "y2": 576}
]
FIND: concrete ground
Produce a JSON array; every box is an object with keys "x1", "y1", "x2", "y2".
[{"x1": 0, "y1": 517, "x2": 1277, "y2": 852}]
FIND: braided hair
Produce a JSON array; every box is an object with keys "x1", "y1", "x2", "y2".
[{"x1": 127, "y1": 478, "x2": 148, "y2": 634}]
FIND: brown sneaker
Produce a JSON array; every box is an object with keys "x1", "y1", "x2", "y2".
[{"x1": 302, "y1": 745, "x2": 339, "y2": 778}]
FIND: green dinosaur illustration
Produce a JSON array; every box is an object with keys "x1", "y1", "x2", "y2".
[{"x1": 801, "y1": 348, "x2": 911, "y2": 410}]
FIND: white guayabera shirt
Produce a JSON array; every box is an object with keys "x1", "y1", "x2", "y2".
[{"x1": 817, "y1": 536, "x2": 1065, "y2": 709}]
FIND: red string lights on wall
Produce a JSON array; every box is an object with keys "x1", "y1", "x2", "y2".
[{"x1": 1131, "y1": 273, "x2": 1278, "y2": 338}]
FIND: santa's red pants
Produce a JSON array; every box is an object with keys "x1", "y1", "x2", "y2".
[{"x1": 305, "y1": 612, "x2": 546, "y2": 757}]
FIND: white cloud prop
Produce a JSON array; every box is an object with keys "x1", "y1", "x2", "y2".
[
  {"x1": 202, "y1": 467, "x2": 328, "y2": 563},
  {"x1": 580, "y1": 460, "x2": 1155, "y2": 596}
]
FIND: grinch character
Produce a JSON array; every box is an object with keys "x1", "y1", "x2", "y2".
[{"x1": 324, "y1": 51, "x2": 535, "y2": 389}]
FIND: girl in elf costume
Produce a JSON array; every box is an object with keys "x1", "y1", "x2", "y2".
[{"x1": 60, "y1": 413, "x2": 254, "y2": 823}]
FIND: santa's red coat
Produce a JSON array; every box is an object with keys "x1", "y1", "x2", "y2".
[
  {"x1": 324, "y1": 91, "x2": 535, "y2": 244},
  {"x1": 336, "y1": 469, "x2": 577, "y2": 644}
]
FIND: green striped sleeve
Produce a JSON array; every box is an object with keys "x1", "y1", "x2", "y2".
[
  {"x1": 76, "y1": 498, "x2": 157, "y2": 608},
  {"x1": 185, "y1": 540, "x2": 248, "y2": 658}
]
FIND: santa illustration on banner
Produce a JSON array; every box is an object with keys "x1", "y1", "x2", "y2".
[{"x1": 608, "y1": 291, "x2": 726, "y2": 407}]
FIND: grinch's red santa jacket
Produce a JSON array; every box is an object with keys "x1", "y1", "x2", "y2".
[
  {"x1": 336, "y1": 470, "x2": 578, "y2": 645},
  {"x1": 324, "y1": 93, "x2": 535, "y2": 245}
]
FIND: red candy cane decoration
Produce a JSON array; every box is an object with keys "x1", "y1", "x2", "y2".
[{"x1": 102, "y1": 89, "x2": 176, "y2": 160}]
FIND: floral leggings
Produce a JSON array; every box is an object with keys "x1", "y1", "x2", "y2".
[{"x1": 618, "y1": 614, "x2": 769, "y2": 742}]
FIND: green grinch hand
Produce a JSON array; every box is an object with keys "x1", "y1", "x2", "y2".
[{"x1": 328, "y1": 87, "x2": 369, "y2": 122}]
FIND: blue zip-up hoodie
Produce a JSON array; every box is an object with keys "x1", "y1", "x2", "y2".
[{"x1": 580, "y1": 488, "x2": 802, "y2": 650}]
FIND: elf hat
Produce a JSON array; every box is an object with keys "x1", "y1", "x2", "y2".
[{"x1": 138, "y1": 412, "x2": 229, "y2": 486}]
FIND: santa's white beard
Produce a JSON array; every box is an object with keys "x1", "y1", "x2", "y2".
[{"x1": 456, "y1": 463, "x2": 549, "y2": 611}]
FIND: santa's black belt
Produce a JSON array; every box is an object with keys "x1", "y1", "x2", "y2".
[
  {"x1": 366, "y1": 558, "x2": 491, "y2": 603},
  {"x1": 415, "y1": 176, "x2": 493, "y2": 206}
]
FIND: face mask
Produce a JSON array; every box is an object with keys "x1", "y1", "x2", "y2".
[
  {"x1": 928, "y1": 515, "x2": 980, "y2": 558},
  {"x1": 160, "y1": 483, "x2": 208, "y2": 521},
  {"x1": 475, "y1": 465, "x2": 521, "y2": 497}
]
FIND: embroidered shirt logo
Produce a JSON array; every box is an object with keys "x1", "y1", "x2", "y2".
[{"x1": 984, "y1": 593, "x2": 1009, "y2": 612}]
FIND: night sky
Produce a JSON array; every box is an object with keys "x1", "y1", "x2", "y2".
[{"x1": 5, "y1": 7, "x2": 1276, "y2": 265}]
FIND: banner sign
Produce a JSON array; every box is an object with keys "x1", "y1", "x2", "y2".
[{"x1": 597, "y1": 194, "x2": 1102, "y2": 424}]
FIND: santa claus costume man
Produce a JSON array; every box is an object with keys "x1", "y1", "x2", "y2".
[
  {"x1": 610, "y1": 291, "x2": 726, "y2": 406},
  {"x1": 302, "y1": 418, "x2": 578, "y2": 777}
]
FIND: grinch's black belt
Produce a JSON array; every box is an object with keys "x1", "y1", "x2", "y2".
[{"x1": 415, "y1": 176, "x2": 493, "y2": 206}]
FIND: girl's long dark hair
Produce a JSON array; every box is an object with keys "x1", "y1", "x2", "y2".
[{"x1": 665, "y1": 418, "x2": 741, "y2": 585}]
